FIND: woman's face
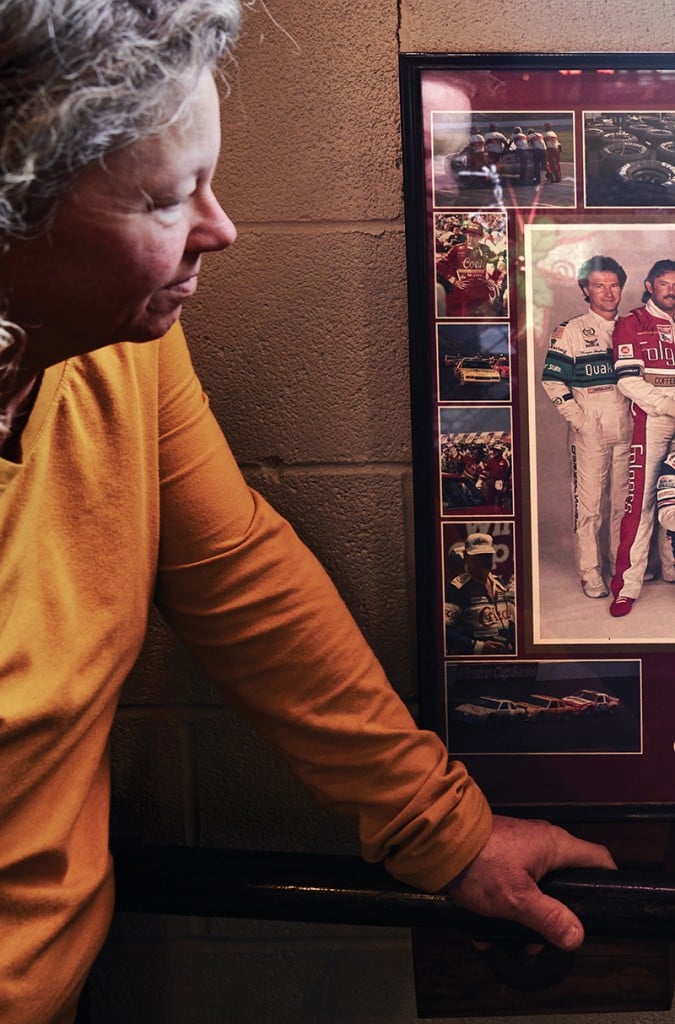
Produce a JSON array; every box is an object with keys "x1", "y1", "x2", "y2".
[{"x1": 2, "y1": 69, "x2": 236, "y2": 367}]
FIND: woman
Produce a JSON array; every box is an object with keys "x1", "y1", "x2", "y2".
[{"x1": 0, "y1": 2, "x2": 614, "y2": 1021}]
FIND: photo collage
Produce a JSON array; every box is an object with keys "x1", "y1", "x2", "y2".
[{"x1": 400, "y1": 56, "x2": 675, "y2": 811}]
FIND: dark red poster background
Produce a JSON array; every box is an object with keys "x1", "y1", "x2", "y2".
[{"x1": 411, "y1": 57, "x2": 675, "y2": 815}]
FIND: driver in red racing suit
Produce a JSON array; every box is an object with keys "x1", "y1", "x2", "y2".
[
  {"x1": 480, "y1": 445, "x2": 511, "y2": 508},
  {"x1": 436, "y1": 220, "x2": 504, "y2": 318},
  {"x1": 610, "y1": 259, "x2": 675, "y2": 616}
]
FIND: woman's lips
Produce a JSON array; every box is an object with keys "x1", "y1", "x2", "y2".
[{"x1": 162, "y1": 274, "x2": 198, "y2": 297}]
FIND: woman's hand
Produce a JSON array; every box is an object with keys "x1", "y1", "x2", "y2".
[{"x1": 445, "y1": 815, "x2": 617, "y2": 950}]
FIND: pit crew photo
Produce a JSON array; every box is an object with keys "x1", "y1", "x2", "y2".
[
  {"x1": 437, "y1": 322, "x2": 511, "y2": 402},
  {"x1": 584, "y1": 111, "x2": 675, "y2": 208},
  {"x1": 444, "y1": 659, "x2": 642, "y2": 757},
  {"x1": 526, "y1": 221, "x2": 675, "y2": 643},
  {"x1": 439, "y1": 406, "x2": 513, "y2": 517},
  {"x1": 431, "y1": 109, "x2": 576, "y2": 209}
]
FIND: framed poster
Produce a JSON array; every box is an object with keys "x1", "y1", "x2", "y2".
[{"x1": 399, "y1": 52, "x2": 675, "y2": 819}]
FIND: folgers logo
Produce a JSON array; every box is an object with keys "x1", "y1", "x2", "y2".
[{"x1": 625, "y1": 444, "x2": 645, "y2": 515}]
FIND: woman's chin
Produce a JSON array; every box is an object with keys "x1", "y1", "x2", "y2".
[{"x1": 120, "y1": 304, "x2": 184, "y2": 344}]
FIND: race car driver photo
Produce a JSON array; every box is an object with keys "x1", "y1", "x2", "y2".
[{"x1": 526, "y1": 222, "x2": 675, "y2": 645}]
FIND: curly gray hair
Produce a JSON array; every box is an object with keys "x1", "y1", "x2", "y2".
[
  {"x1": 0, "y1": 0, "x2": 241, "y2": 240},
  {"x1": 0, "y1": 0, "x2": 241, "y2": 442}
]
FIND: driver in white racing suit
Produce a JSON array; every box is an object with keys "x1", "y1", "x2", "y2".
[
  {"x1": 657, "y1": 442, "x2": 675, "y2": 552},
  {"x1": 542, "y1": 255, "x2": 631, "y2": 599},
  {"x1": 610, "y1": 259, "x2": 675, "y2": 616}
]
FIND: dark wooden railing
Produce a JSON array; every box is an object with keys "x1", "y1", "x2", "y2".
[{"x1": 111, "y1": 846, "x2": 675, "y2": 942}]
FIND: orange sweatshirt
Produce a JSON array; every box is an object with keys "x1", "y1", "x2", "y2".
[{"x1": 0, "y1": 323, "x2": 491, "y2": 1023}]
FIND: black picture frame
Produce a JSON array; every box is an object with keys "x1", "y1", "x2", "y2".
[{"x1": 399, "y1": 52, "x2": 675, "y2": 821}]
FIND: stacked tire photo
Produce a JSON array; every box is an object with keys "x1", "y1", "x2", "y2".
[{"x1": 585, "y1": 113, "x2": 675, "y2": 206}]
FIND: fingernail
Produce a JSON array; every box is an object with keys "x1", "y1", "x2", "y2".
[{"x1": 562, "y1": 923, "x2": 583, "y2": 948}]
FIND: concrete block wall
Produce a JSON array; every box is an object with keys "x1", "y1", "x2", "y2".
[{"x1": 90, "y1": 0, "x2": 675, "y2": 1021}]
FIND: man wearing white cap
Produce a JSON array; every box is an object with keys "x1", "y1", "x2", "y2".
[{"x1": 445, "y1": 533, "x2": 515, "y2": 654}]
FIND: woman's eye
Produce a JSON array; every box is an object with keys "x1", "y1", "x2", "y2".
[{"x1": 153, "y1": 197, "x2": 181, "y2": 211}]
